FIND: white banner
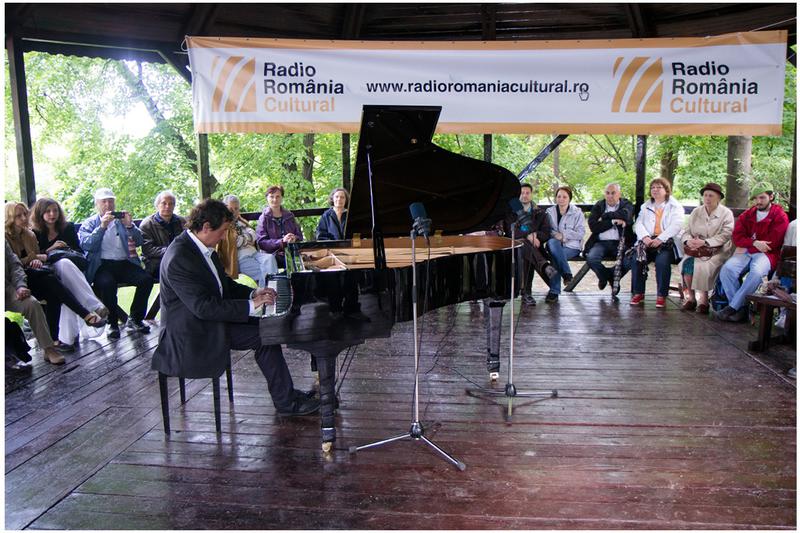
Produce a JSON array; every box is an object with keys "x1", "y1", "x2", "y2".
[{"x1": 187, "y1": 32, "x2": 787, "y2": 136}]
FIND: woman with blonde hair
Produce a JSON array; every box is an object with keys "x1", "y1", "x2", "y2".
[{"x1": 6, "y1": 202, "x2": 105, "y2": 351}]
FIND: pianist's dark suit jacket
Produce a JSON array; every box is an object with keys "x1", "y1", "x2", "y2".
[{"x1": 151, "y1": 230, "x2": 253, "y2": 379}]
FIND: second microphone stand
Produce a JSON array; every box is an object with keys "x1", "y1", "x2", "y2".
[
  {"x1": 466, "y1": 221, "x2": 558, "y2": 419},
  {"x1": 349, "y1": 229, "x2": 466, "y2": 471}
]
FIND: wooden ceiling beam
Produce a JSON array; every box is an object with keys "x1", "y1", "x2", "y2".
[
  {"x1": 181, "y1": 4, "x2": 219, "y2": 38},
  {"x1": 624, "y1": 4, "x2": 651, "y2": 38},
  {"x1": 340, "y1": 4, "x2": 366, "y2": 39}
]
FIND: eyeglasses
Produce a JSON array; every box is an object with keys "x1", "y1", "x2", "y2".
[{"x1": 650, "y1": 185, "x2": 665, "y2": 190}]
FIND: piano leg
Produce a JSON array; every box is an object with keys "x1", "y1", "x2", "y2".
[
  {"x1": 485, "y1": 299, "x2": 505, "y2": 381},
  {"x1": 315, "y1": 353, "x2": 337, "y2": 452}
]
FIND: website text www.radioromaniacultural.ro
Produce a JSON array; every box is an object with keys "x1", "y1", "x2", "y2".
[{"x1": 364, "y1": 79, "x2": 590, "y2": 95}]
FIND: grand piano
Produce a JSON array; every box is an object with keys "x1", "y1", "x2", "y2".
[{"x1": 259, "y1": 105, "x2": 521, "y2": 450}]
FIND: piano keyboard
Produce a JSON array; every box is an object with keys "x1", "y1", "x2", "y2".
[{"x1": 262, "y1": 275, "x2": 293, "y2": 317}]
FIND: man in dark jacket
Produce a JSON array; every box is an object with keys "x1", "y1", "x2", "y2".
[
  {"x1": 139, "y1": 190, "x2": 186, "y2": 279},
  {"x1": 501, "y1": 183, "x2": 557, "y2": 306},
  {"x1": 151, "y1": 199, "x2": 318, "y2": 416},
  {"x1": 583, "y1": 183, "x2": 635, "y2": 293}
]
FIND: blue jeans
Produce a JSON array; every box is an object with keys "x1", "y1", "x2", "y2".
[
  {"x1": 719, "y1": 252, "x2": 772, "y2": 310},
  {"x1": 625, "y1": 245, "x2": 674, "y2": 297},
  {"x1": 238, "y1": 252, "x2": 278, "y2": 287},
  {"x1": 547, "y1": 238, "x2": 580, "y2": 294},
  {"x1": 586, "y1": 240, "x2": 620, "y2": 283}
]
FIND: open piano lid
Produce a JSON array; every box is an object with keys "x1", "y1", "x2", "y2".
[{"x1": 346, "y1": 105, "x2": 520, "y2": 238}]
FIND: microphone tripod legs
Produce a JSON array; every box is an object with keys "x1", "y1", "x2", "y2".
[{"x1": 349, "y1": 229, "x2": 465, "y2": 471}]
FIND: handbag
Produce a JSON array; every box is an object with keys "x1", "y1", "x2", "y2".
[
  {"x1": 46, "y1": 248, "x2": 88, "y2": 271},
  {"x1": 683, "y1": 244, "x2": 721, "y2": 258}
]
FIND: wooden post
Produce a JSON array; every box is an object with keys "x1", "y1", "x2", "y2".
[
  {"x1": 790, "y1": 121, "x2": 796, "y2": 220},
  {"x1": 342, "y1": 133, "x2": 351, "y2": 190},
  {"x1": 483, "y1": 134, "x2": 492, "y2": 163},
  {"x1": 197, "y1": 133, "x2": 213, "y2": 199},
  {"x1": 634, "y1": 135, "x2": 647, "y2": 212},
  {"x1": 7, "y1": 35, "x2": 36, "y2": 206},
  {"x1": 725, "y1": 136, "x2": 752, "y2": 209}
]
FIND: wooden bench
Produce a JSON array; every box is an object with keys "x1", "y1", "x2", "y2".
[{"x1": 746, "y1": 245, "x2": 796, "y2": 352}]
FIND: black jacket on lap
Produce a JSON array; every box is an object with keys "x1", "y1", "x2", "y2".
[
  {"x1": 34, "y1": 222, "x2": 82, "y2": 254},
  {"x1": 583, "y1": 198, "x2": 635, "y2": 255}
]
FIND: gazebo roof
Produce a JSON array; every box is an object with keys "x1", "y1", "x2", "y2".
[{"x1": 6, "y1": 3, "x2": 797, "y2": 73}]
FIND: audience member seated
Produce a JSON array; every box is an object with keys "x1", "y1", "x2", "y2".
[
  {"x1": 544, "y1": 186, "x2": 585, "y2": 303},
  {"x1": 78, "y1": 187, "x2": 154, "y2": 338},
  {"x1": 499, "y1": 183, "x2": 557, "y2": 307},
  {"x1": 6, "y1": 202, "x2": 106, "y2": 340},
  {"x1": 583, "y1": 183, "x2": 634, "y2": 295},
  {"x1": 715, "y1": 182, "x2": 789, "y2": 322},
  {"x1": 218, "y1": 194, "x2": 277, "y2": 286},
  {"x1": 678, "y1": 183, "x2": 734, "y2": 314},
  {"x1": 30, "y1": 198, "x2": 109, "y2": 350},
  {"x1": 256, "y1": 185, "x2": 304, "y2": 268},
  {"x1": 139, "y1": 190, "x2": 186, "y2": 280},
  {"x1": 5, "y1": 242, "x2": 63, "y2": 365},
  {"x1": 316, "y1": 187, "x2": 349, "y2": 240},
  {"x1": 625, "y1": 178, "x2": 684, "y2": 308}
]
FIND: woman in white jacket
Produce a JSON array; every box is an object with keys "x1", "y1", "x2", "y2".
[
  {"x1": 544, "y1": 186, "x2": 585, "y2": 303},
  {"x1": 627, "y1": 178, "x2": 684, "y2": 308}
]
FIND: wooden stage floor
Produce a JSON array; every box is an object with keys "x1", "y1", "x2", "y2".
[{"x1": 5, "y1": 293, "x2": 796, "y2": 529}]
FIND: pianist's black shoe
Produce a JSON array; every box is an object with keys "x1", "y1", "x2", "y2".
[
  {"x1": 125, "y1": 318, "x2": 151, "y2": 333},
  {"x1": 277, "y1": 395, "x2": 320, "y2": 417},
  {"x1": 294, "y1": 388, "x2": 318, "y2": 399}
]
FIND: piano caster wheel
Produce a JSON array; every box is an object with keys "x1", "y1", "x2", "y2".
[
  {"x1": 322, "y1": 441, "x2": 333, "y2": 453},
  {"x1": 489, "y1": 372, "x2": 499, "y2": 382}
]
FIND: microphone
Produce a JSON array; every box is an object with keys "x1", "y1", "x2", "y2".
[
  {"x1": 409, "y1": 202, "x2": 432, "y2": 241},
  {"x1": 508, "y1": 198, "x2": 532, "y2": 233}
]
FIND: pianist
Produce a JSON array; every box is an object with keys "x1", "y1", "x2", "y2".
[{"x1": 151, "y1": 199, "x2": 319, "y2": 417}]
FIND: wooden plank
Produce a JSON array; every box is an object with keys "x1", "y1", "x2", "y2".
[{"x1": 5, "y1": 406, "x2": 161, "y2": 530}]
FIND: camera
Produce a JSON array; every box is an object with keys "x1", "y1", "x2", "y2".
[{"x1": 111, "y1": 211, "x2": 125, "y2": 219}]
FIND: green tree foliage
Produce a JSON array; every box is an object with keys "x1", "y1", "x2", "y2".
[{"x1": 5, "y1": 52, "x2": 795, "y2": 235}]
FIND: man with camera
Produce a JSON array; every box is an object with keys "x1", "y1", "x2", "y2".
[{"x1": 79, "y1": 187, "x2": 154, "y2": 338}]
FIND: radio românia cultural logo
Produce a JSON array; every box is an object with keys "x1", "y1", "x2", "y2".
[
  {"x1": 211, "y1": 55, "x2": 343, "y2": 113},
  {"x1": 211, "y1": 56, "x2": 257, "y2": 112},
  {"x1": 612, "y1": 55, "x2": 757, "y2": 114}
]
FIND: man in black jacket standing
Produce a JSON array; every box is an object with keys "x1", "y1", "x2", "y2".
[
  {"x1": 151, "y1": 199, "x2": 318, "y2": 416},
  {"x1": 583, "y1": 183, "x2": 635, "y2": 294}
]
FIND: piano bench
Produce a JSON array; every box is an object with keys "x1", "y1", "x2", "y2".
[{"x1": 158, "y1": 363, "x2": 234, "y2": 435}]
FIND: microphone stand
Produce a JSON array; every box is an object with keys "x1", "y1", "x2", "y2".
[
  {"x1": 466, "y1": 221, "x2": 558, "y2": 420},
  {"x1": 349, "y1": 228, "x2": 466, "y2": 471}
]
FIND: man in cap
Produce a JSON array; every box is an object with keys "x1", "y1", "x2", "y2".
[
  {"x1": 715, "y1": 182, "x2": 789, "y2": 322},
  {"x1": 79, "y1": 188, "x2": 154, "y2": 338}
]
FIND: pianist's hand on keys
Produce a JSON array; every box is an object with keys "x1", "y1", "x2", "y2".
[{"x1": 252, "y1": 287, "x2": 277, "y2": 308}]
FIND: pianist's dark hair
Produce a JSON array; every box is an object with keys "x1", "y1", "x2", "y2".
[
  {"x1": 520, "y1": 183, "x2": 533, "y2": 192},
  {"x1": 186, "y1": 199, "x2": 234, "y2": 232}
]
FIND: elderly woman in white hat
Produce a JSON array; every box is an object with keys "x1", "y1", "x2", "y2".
[{"x1": 78, "y1": 187, "x2": 154, "y2": 339}]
